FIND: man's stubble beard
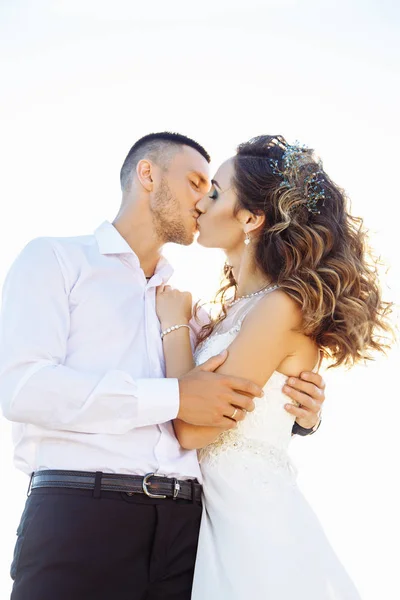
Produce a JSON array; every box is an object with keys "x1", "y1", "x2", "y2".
[{"x1": 151, "y1": 178, "x2": 193, "y2": 246}]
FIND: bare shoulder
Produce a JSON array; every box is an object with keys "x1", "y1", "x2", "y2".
[
  {"x1": 215, "y1": 289, "x2": 308, "y2": 384},
  {"x1": 244, "y1": 288, "x2": 303, "y2": 333},
  {"x1": 241, "y1": 289, "x2": 318, "y2": 377}
]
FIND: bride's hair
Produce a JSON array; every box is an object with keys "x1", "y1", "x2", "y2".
[{"x1": 196, "y1": 135, "x2": 393, "y2": 368}]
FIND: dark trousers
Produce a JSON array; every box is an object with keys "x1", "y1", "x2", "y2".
[{"x1": 10, "y1": 486, "x2": 202, "y2": 600}]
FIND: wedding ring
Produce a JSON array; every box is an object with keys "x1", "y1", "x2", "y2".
[{"x1": 231, "y1": 408, "x2": 238, "y2": 421}]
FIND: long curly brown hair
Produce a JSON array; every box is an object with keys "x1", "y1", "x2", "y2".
[{"x1": 196, "y1": 135, "x2": 393, "y2": 368}]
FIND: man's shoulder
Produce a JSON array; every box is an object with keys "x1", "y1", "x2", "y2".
[
  {"x1": 23, "y1": 232, "x2": 97, "y2": 258},
  {"x1": 16, "y1": 232, "x2": 99, "y2": 284}
]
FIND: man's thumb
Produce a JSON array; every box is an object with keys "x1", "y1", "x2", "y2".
[{"x1": 199, "y1": 349, "x2": 228, "y2": 372}]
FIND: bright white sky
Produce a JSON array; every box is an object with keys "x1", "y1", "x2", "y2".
[{"x1": 0, "y1": 1, "x2": 399, "y2": 598}]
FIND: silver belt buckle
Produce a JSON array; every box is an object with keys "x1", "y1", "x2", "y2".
[
  {"x1": 142, "y1": 473, "x2": 167, "y2": 499},
  {"x1": 173, "y1": 478, "x2": 181, "y2": 499}
]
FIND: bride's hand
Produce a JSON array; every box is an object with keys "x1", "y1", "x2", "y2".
[{"x1": 156, "y1": 285, "x2": 193, "y2": 329}]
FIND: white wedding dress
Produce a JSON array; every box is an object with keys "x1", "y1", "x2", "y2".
[{"x1": 191, "y1": 293, "x2": 361, "y2": 600}]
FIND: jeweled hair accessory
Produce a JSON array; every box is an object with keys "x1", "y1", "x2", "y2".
[{"x1": 269, "y1": 141, "x2": 327, "y2": 215}]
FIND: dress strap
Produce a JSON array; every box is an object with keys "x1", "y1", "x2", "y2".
[{"x1": 233, "y1": 285, "x2": 279, "y2": 329}]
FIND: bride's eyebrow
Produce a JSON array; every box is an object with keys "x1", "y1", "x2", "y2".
[{"x1": 211, "y1": 179, "x2": 222, "y2": 190}]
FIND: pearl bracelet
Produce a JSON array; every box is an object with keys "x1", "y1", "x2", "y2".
[{"x1": 161, "y1": 324, "x2": 190, "y2": 340}]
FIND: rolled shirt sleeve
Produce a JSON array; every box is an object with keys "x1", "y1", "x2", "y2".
[{"x1": 0, "y1": 238, "x2": 180, "y2": 434}]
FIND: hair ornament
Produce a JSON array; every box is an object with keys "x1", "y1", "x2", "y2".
[{"x1": 269, "y1": 141, "x2": 328, "y2": 215}]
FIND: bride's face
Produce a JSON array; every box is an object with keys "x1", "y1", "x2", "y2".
[{"x1": 196, "y1": 158, "x2": 246, "y2": 251}]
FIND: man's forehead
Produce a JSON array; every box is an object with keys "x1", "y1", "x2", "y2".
[{"x1": 174, "y1": 145, "x2": 210, "y2": 180}]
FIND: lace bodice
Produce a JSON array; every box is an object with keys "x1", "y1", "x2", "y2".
[{"x1": 194, "y1": 294, "x2": 296, "y2": 471}]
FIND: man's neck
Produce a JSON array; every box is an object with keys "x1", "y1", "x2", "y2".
[{"x1": 112, "y1": 210, "x2": 163, "y2": 278}]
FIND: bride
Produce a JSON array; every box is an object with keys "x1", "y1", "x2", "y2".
[{"x1": 156, "y1": 135, "x2": 391, "y2": 599}]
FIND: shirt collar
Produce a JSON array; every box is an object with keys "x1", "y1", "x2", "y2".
[
  {"x1": 153, "y1": 255, "x2": 174, "y2": 285},
  {"x1": 94, "y1": 221, "x2": 174, "y2": 283},
  {"x1": 94, "y1": 221, "x2": 136, "y2": 256}
]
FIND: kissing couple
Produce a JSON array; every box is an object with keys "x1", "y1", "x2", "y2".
[{"x1": 1, "y1": 132, "x2": 390, "y2": 599}]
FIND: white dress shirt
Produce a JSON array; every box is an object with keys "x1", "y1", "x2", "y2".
[{"x1": 0, "y1": 221, "x2": 203, "y2": 481}]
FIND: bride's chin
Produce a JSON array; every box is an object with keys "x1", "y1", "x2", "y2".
[
  {"x1": 196, "y1": 234, "x2": 206, "y2": 247},
  {"x1": 197, "y1": 236, "x2": 217, "y2": 249}
]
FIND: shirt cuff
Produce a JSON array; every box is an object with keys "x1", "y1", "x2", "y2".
[{"x1": 136, "y1": 378, "x2": 180, "y2": 426}]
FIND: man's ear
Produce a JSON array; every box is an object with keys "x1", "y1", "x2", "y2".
[{"x1": 136, "y1": 159, "x2": 154, "y2": 192}]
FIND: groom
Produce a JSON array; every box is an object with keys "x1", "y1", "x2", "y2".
[{"x1": 0, "y1": 132, "x2": 324, "y2": 600}]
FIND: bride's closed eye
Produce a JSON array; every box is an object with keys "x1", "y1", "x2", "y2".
[{"x1": 209, "y1": 188, "x2": 219, "y2": 200}]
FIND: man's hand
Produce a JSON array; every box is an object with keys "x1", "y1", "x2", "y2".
[
  {"x1": 283, "y1": 371, "x2": 325, "y2": 429},
  {"x1": 178, "y1": 350, "x2": 263, "y2": 429}
]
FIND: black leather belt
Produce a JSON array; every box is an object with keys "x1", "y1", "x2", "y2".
[{"x1": 30, "y1": 470, "x2": 202, "y2": 502}]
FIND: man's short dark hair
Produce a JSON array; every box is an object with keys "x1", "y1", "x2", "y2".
[{"x1": 120, "y1": 132, "x2": 211, "y2": 190}]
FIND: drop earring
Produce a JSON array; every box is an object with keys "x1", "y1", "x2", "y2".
[{"x1": 244, "y1": 232, "x2": 251, "y2": 246}]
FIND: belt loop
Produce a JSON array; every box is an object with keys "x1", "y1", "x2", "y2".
[
  {"x1": 93, "y1": 471, "x2": 103, "y2": 499},
  {"x1": 27, "y1": 472, "x2": 34, "y2": 497},
  {"x1": 190, "y1": 480, "x2": 196, "y2": 504}
]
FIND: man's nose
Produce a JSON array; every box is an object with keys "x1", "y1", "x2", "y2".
[{"x1": 195, "y1": 195, "x2": 207, "y2": 214}]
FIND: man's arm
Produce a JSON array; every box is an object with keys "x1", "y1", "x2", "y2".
[
  {"x1": 0, "y1": 240, "x2": 263, "y2": 435},
  {"x1": 0, "y1": 238, "x2": 180, "y2": 434}
]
